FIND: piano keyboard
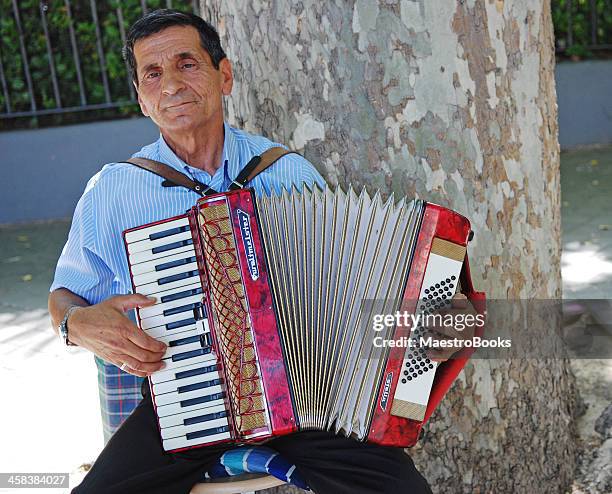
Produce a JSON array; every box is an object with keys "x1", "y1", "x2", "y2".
[{"x1": 125, "y1": 216, "x2": 232, "y2": 451}]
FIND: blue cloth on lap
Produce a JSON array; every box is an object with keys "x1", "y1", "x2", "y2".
[{"x1": 204, "y1": 446, "x2": 310, "y2": 491}]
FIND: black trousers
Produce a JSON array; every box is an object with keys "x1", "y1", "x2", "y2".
[{"x1": 74, "y1": 383, "x2": 432, "y2": 494}]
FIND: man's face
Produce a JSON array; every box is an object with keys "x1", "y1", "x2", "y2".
[{"x1": 133, "y1": 25, "x2": 232, "y2": 134}]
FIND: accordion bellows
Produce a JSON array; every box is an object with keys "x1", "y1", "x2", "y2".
[
  {"x1": 124, "y1": 185, "x2": 479, "y2": 452},
  {"x1": 257, "y1": 187, "x2": 420, "y2": 438}
]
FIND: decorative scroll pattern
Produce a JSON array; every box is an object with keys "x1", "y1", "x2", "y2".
[{"x1": 198, "y1": 202, "x2": 267, "y2": 433}]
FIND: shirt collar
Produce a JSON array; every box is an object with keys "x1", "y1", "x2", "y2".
[{"x1": 156, "y1": 122, "x2": 240, "y2": 188}]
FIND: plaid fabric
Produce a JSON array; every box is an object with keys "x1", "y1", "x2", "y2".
[{"x1": 95, "y1": 356, "x2": 144, "y2": 443}]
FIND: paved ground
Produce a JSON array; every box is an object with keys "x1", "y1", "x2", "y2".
[
  {"x1": 0, "y1": 145, "x2": 611, "y2": 493},
  {"x1": 561, "y1": 145, "x2": 612, "y2": 494}
]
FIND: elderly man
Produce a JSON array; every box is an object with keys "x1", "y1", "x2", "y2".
[{"x1": 48, "y1": 9, "x2": 466, "y2": 494}]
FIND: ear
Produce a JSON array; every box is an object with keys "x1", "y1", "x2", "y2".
[
  {"x1": 219, "y1": 58, "x2": 233, "y2": 96},
  {"x1": 135, "y1": 82, "x2": 150, "y2": 117}
]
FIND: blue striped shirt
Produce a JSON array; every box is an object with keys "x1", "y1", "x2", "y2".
[{"x1": 50, "y1": 121, "x2": 325, "y2": 302}]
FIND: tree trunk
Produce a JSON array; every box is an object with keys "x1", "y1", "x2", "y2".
[{"x1": 201, "y1": 0, "x2": 578, "y2": 491}]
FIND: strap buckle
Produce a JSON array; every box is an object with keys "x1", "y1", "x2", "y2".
[{"x1": 230, "y1": 179, "x2": 245, "y2": 190}]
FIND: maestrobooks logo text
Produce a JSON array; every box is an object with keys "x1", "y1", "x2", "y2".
[
  {"x1": 237, "y1": 209, "x2": 259, "y2": 281},
  {"x1": 380, "y1": 372, "x2": 393, "y2": 412}
]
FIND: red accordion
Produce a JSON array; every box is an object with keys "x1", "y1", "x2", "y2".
[{"x1": 123, "y1": 186, "x2": 484, "y2": 452}]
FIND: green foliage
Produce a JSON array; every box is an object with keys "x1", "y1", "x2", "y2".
[
  {"x1": 0, "y1": 0, "x2": 195, "y2": 127},
  {"x1": 552, "y1": 0, "x2": 612, "y2": 58}
]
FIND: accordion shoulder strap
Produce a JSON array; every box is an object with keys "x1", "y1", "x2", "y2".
[
  {"x1": 122, "y1": 157, "x2": 218, "y2": 196},
  {"x1": 122, "y1": 147, "x2": 296, "y2": 195},
  {"x1": 228, "y1": 147, "x2": 298, "y2": 190}
]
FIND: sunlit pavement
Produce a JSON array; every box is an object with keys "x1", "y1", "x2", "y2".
[
  {"x1": 0, "y1": 222, "x2": 100, "y2": 492},
  {"x1": 0, "y1": 145, "x2": 611, "y2": 492},
  {"x1": 561, "y1": 145, "x2": 612, "y2": 299}
]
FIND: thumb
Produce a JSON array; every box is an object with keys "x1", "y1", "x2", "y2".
[{"x1": 111, "y1": 293, "x2": 157, "y2": 312}]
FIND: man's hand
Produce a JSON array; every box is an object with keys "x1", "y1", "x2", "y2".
[
  {"x1": 423, "y1": 293, "x2": 476, "y2": 362},
  {"x1": 67, "y1": 294, "x2": 167, "y2": 377}
]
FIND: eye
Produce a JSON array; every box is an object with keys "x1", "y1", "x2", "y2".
[
  {"x1": 181, "y1": 61, "x2": 197, "y2": 70},
  {"x1": 145, "y1": 71, "x2": 161, "y2": 80}
]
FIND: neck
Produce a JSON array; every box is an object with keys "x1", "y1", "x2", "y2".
[{"x1": 161, "y1": 123, "x2": 225, "y2": 176}]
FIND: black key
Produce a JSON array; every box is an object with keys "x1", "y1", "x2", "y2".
[
  {"x1": 186, "y1": 425, "x2": 230, "y2": 440},
  {"x1": 178, "y1": 379, "x2": 221, "y2": 394},
  {"x1": 149, "y1": 225, "x2": 191, "y2": 241},
  {"x1": 180, "y1": 392, "x2": 224, "y2": 408},
  {"x1": 161, "y1": 287, "x2": 203, "y2": 304},
  {"x1": 171, "y1": 347, "x2": 212, "y2": 362},
  {"x1": 166, "y1": 317, "x2": 197, "y2": 331},
  {"x1": 156, "y1": 256, "x2": 197, "y2": 272},
  {"x1": 152, "y1": 238, "x2": 193, "y2": 255},
  {"x1": 193, "y1": 304, "x2": 207, "y2": 320},
  {"x1": 169, "y1": 335, "x2": 201, "y2": 347},
  {"x1": 175, "y1": 364, "x2": 218, "y2": 380},
  {"x1": 158, "y1": 270, "x2": 199, "y2": 286},
  {"x1": 164, "y1": 302, "x2": 201, "y2": 317},
  {"x1": 184, "y1": 410, "x2": 228, "y2": 426}
]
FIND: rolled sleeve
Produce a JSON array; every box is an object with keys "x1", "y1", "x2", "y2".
[{"x1": 50, "y1": 180, "x2": 115, "y2": 305}]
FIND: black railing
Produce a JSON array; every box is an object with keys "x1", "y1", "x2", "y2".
[
  {"x1": 0, "y1": 0, "x2": 199, "y2": 122},
  {"x1": 553, "y1": 0, "x2": 612, "y2": 56}
]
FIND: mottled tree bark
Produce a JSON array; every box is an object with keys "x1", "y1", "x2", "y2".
[{"x1": 200, "y1": 0, "x2": 578, "y2": 492}]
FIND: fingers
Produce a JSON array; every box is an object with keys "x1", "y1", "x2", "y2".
[
  {"x1": 424, "y1": 346, "x2": 456, "y2": 363},
  {"x1": 118, "y1": 336, "x2": 166, "y2": 363},
  {"x1": 112, "y1": 353, "x2": 166, "y2": 377},
  {"x1": 451, "y1": 293, "x2": 468, "y2": 309},
  {"x1": 126, "y1": 325, "x2": 167, "y2": 353},
  {"x1": 110, "y1": 293, "x2": 157, "y2": 312}
]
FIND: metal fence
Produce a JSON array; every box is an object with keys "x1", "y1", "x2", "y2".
[
  {"x1": 554, "y1": 0, "x2": 612, "y2": 54},
  {"x1": 0, "y1": 0, "x2": 199, "y2": 121}
]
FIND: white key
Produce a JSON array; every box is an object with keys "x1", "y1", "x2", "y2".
[
  {"x1": 125, "y1": 217, "x2": 189, "y2": 244},
  {"x1": 160, "y1": 346, "x2": 216, "y2": 372},
  {"x1": 161, "y1": 416, "x2": 228, "y2": 440},
  {"x1": 158, "y1": 403, "x2": 227, "y2": 428},
  {"x1": 156, "y1": 385, "x2": 224, "y2": 417},
  {"x1": 157, "y1": 325, "x2": 202, "y2": 344},
  {"x1": 144, "y1": 322, "x2": 200, "y2": 339},
  {"x1": 144, "y1": 318, "x2": 209, "y2": 341},
  {"x1": 127, "y1": 230, "x2": 193, "y2": 255},
  {"x1": 162, "y1": 429, "x2": 231, "y2": 451},
  {"x1": 162, "y1": 339, "x2": 208, "y2": 361},
  {"x1": 139, "y1": 293, "x2": 203, "y2": 319},
  {"x1": 129, "y1": 244, "x2": 194, "y2": 266},
  {"x1": 141, "y1": 310, "x2": 195, "y2": 331},
  {"x1": 153, "y1": 363, "x2": 219, "y2": 395},
  {"x1": 133, "y1": 261, "x2": 199, "y2": 287},
  {"x1": 136, "y1": 272, "x2": 200, "y2": 296},
  {"x1": 154, "y1": 319, "x2": 209, "y2": 343},
  {"x1": 141, "y1": 306, "x2": 205, "y2": 331},
  {"x1": 131, "y1": 250, "x2": 197, "y2": 276},
  {"x1": 154, "y1": 374, "x2": 222, "y2": 407},
  {"x1": 151, "y1": 358, "x2": 218, "y2": 385}
]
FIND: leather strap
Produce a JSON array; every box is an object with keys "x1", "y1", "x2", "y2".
[
  {"x1": 228, "y1": 147, "x2": 297, "y2": 190},
  {"x1": 122, "y1": 157, "x2": 218, "y2": 196},
  {"x1": 122, "y1": 146, "x2": 296, "y2": 195}
]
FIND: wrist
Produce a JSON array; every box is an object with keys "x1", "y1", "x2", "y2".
[{"x1": 58, "y1": 305, "x2": 82, "y2": 347}]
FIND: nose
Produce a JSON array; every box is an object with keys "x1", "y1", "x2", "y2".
[{"x1": 161, "y1": 70, "x2": 186, "y2": 96}]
